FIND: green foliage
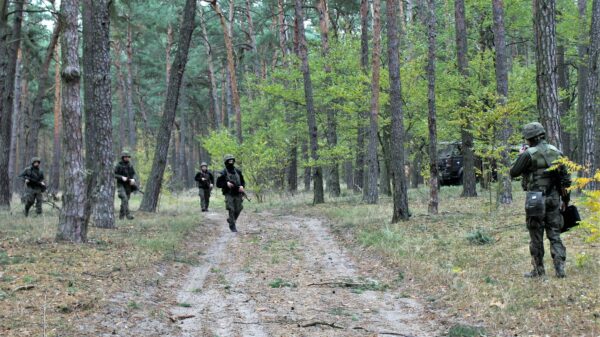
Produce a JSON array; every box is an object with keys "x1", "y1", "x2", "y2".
[
  {"x1": 448, "y1": 324, "x2": 486, "y2": 337},
  {"x1": 268, "y1": 278, "x2": 297, "y2": 288},
  {"x1": 466, "y1": 229, "x2": 494, "y2": 245}
]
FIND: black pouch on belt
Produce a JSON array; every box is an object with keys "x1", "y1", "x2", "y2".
[{"x1": 525, "y1": 191, "x2": 545, "y2": 217}]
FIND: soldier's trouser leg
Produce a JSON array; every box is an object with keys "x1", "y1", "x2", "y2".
[
  {"x1": 23, "y1": 190, "x2": 34, "y2": 216},
  {"x1": 527, "y1": 216, "x2": 546, "y2": 276},
  {"x1": 34, "y1": 191, "x2": 43, "y2": 214},
  {"x1": 204, "y1": 189, "x2": 211, "y2": 210},
  {"x1": 225, "y1": 195, "x2": 243, "y2": 231},
  {"x1": 118, "y1": 186, "x2": 129, "y2": 218},
  {"x1": 544, "y1": 195, "x2": 566, "y2": 277}
]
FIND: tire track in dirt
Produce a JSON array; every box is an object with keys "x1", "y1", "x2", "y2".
[{"x1": 168, "y1": 211, "x2": 443, "y2": 337}]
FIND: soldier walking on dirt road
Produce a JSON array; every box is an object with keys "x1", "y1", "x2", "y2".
[
  {"x1": 195, "y1": 162, "x2": 214, "y2": 212},
  {"x1": 216, "y1": 154, "x2": 246, "y2": 232}
]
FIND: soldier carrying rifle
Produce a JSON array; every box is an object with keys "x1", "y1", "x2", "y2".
[
  {"x1": 114, "y1": 150, "x2": 137, "y2": 220},
  {"x1": 19, "y1": 157, "x2": 46, "y2": 217},
  {"x1": 216, "y1": 154, "x2": 246, "y2": 232}
]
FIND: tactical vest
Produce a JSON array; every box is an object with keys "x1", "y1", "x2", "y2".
[{"x1": 525, "y1": 142, "x2": 561, "y2": 193}]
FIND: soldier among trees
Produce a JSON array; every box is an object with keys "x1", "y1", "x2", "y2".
[
  {"x1": 19, "y1": 157, "x2": 46, "y2": 217},
  {"x1": 114, "y1": 150, "x2": 137, "y2": 220},
  {"x1": 195, "y1": 162, "x2": 214, "y2": 212}
]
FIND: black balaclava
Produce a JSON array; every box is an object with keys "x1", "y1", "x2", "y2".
[{"x1": 225, "y1": 160, "x2": 235, "y2": 170}]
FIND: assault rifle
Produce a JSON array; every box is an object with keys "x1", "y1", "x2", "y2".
[
  {"x1": 26, "y1": 179, "x2": 47, "y2": 193},
  {"x1": 226, "y1": 180, "x2": 251, "y2": 202}
]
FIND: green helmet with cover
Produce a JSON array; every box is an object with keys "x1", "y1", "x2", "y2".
[
  {"x1": 31, "y1": 156, "x2": 41, "y2": 164},
  {"x1": 522, "y1": 122, "x2": 546, "y2": 140},
  {"x1": 200, "y1": 161, "x2": 208, "y2": 167},
  {"x1": 120, "y1": 150, "x2": 131, "y2": 158},
  {"x1": 223, "y1": 154, "x2": 235, "y2": 164}
]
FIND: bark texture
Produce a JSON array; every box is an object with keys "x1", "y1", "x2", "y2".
[
  {"x1": 295, "y1": 0, "x2": 324, "y2": 204},
  {"x1": 210, "y1": 0, "x2": 242, "y2": 143},
  {"x1": 82, "y1": 0, "x2": 115, "y2": 228},
  {"x1": 50, "y1": 42, "x2": 61, "y2": 193},
  {"x1": 0, "y1": 0, "x2": 24, "y2": 208},
  {"x1": 57, "y1": 0, "x2": 87, "y2": 242},
  {"x1": 199, "y1": 8, "x2": 220, "y2": 130},
  {"x1": 582, "y1": 0, "x2": 600, "y2": 187},
  {"x1": 387, "y1": 0, "x2": 410, "y2": 222},
  {"x1": 364, "y1": 0, "x2": 381, "y2": 205},
  {"x1": 578, "y1": 0, "x2": 589, "y2": 163},
  {"x1": 317, "y1": 0, "x2": 340, "y2": 197},
  {"x1": 426, "y1": 0, "x2": 439, "y2": 214},
  {"x1": 354, "y1": 0, "x2": 369, "y2": 193},
  {"x1": 139, "y1": 0, "x2": 196, "y2": 212},
  {"x1": 454, "y1": 0, "x2": 477, "y2": 198},
  {"x1": 533, "y1": 0, "x2": 563, "y2": 149},
  {"x1": 492, "y1": 0, "x2": 513, "y2": 204}
]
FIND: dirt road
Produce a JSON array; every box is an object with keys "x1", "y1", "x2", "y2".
[{"x1": 79, "y1": 209, "x2": 443, "y2": 337}]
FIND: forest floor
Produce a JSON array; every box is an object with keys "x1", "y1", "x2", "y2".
[{"x1": 0, "y1": 185, "x2": 598, "y2": 337}]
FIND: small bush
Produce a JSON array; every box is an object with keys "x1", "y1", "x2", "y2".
[
  {"x1": 448, "y1": 324, "x2": 486, "y2": 337},
  {"x1": 466, "y1": 229, "x2": 494, "y2": 245}
]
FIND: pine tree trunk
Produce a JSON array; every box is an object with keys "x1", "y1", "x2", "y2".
[
  {"x1": 426, "y1": 0, "x2": 439, "y2": 214},
  {"x1": 8, "y1": 48, "x2": 21, "y2": 196},
  {"x1": 454, "y1": 0, "x2": 477, "y2": 198},
  {"x1": 139, "y1": 0, "x2": 196, "y2": 212},
  {"x1": 354, "y1": 0, "x2": 369, "y2": 193},
  {"x1": 344, "y1": 160, "x2": 353, "y2": 190},
  {"x1": 113, "y1": 42, "x2": 127, "y2": 151},
  {"x1": 582, "y1": 0, "x2": 600, "y2": 188},
  {"x1": 578, "y1": 0, "x2": 588, "y2": 164},
  {"x1": 387, "y1": 0, "x2": 410, "y2": 221},
  {"x1": 317, "y1": 0, "x2": 340, "y2": 198},
  {"x1": 82, "y1": 0, "x2": 115, "y2": 228},
  {"x1": 57, "y1": 0, "x2": 87, "y2": 242},
  {"x1": 302, "y1": 140, "x2": 311, "y2": 191},
  {"x1": 125, "y1": 17, "x2": 136, "y2": 150},
  {"x1": 0, "y1": 0, "x2": 24, "y2": 209},
  {"x1": 210, "y1": 0, "x2": 242, "y2": 143},
  {"x1": 295, "y1": 0, "x2": 324, "y2": 204},
  {"x1": 225, "y1": 64, "x2": 233, "y2": 128},
  {"x1": 199, "y1": 8, "x2": 220, "y2": 130},
  {"x1": 50, "y1": 43, "x2": 61, "y2": 193},
  {"x1": 364, "y1": 0, "x2": 381, "y2": 205},
  {"x1": 492, "y1": 0, "x2": 513, "y2": 204},
  {"x1": 556, "y1": 46, "x2": 572, "y2": 157},
  {"x1": 245, "y1": 0, "x2": 261, "y2": 78},
  {"x1": 534, "y1": 0, "x2": 562, "y2": 149},
  {"x1": 23, "y1": 21, "x2": 61, "y2": 172}
]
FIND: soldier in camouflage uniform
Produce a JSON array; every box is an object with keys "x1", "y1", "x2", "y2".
[
  {"x1": 19, "y1": 157, "x2": 46, "y2": 216},
  {"x1": 114, "y1": 151, "x2": 137, "y2": 220},
  {"x1": 195, "y1": 162, "x2": 214, "y2": 212},
  {"x1": 510, "y1": 122, "x2": 571, "y2": 278},
  {"x1": 216, "y1": 154, "x2": 246, "y2": 232}
]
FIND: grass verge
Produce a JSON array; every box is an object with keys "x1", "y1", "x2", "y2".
[
  {"x1": 260, "y1": 184, "x2": 600, "y2": 336},
  {"x1": 0, "y1": 191, "x2": 202, "y2": 337}
]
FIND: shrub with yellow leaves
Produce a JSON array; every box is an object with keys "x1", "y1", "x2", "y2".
[{"x1": 555, "y1": 157, "x2": 600, "y2": 242}]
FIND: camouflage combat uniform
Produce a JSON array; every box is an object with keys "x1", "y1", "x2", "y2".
[
  {"x1": 195, "y1": 162, "x2": 214, "y2": 212},
  {"x1": 510, "y1": 122, "x2": 571, "y2": 278},
  {"x1": 216, "y1": 154, "x2": 245, "y2": 232},
  {"x1": 114, "y1": 152, "x2": 137, "y2": 220},
  {"x1": 19, "y1": 157, "x2": 45, "y2": 216}
]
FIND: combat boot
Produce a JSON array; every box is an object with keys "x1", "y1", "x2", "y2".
[
  {"x1": 554, "y1": 260, "x2": 566, "y2": 278},
  {"x1": 126, "y1": 213, "x2": 134, "y2": 220},
  {"x1": 524, "y1": 261, "x2": 545, "y2": 278},
  {"x1": 24, "y1": 208, "x2": 29, "y2": 217}
]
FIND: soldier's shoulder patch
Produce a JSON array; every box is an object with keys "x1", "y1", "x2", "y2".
[{"x1": 526, "y1": 147, "x2": 538, "y2": 155}]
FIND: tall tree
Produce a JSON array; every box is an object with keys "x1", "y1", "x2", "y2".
[
  {"x1": 22, "y1": 19, "x2": 61, "y2": 170},
  {"x1": 199, "y1": 8, "x2": 220, "y2": 130},
  {"x1": 426, "y1": 0, "x2": 439, "y2": 214},
  {"x1": 50, "y1": 43, "x2": 61, "y2": 193},
  {"x1": 454, "y1": 0, "x2": 477, "y2": 197},
  {"x1": 295, "y1": 0, "x2": 324, "y2": 204},
  {"x1": 210, "y1": 0, "x2": 242, "y2": 143},
  {"x1": 354, "y1": 0, "x2": 368, "y2": 193},
  {"x1": 533, "y1": 0, "x2": 562, "y2": 148},
  {"x1": 387, "y1": 0, "x2": 410, "y2": 222},
  {"x1": 57, "y1": 0, "x2": 87, "y2": 242},
  {"x1": 0, "y1": 0, "x2": 24, "y2": 209},
  {"x1": 139, "y1": 0, "x2": 197, "y2": 212},
  {"x1": 492, "y1": 0, "x2": 513, "y2": 203},
  {"x1": 82, "y1": 0, "x2": 115, "y2": 228},
  {"x1": 582, "y1": 0, "x2": 600, "y2": 188},
  {"x1": 125, "y1": 10, "x2": 136, "y2": 150},
  {"x1": 578, "y1": 0, "x2": 589, "y2": 163},
  {"x1": 317, "y1": 0, "x2": 340, "y2": 197},
  {"x1": 364, "y1": 0, "x2": 381, "y2": 204}
]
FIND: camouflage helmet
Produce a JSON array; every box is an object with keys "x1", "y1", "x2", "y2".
[
  {"x1": 200, "y1": 162, "x2": 208, "y2": 167},
  {"x1": 31, "y1": 156, "x2": 41, "y2": 164},
  {"x1": 522, "y1": 122, "x2": 546, "y2": 140},
  {"x1": 120, "y1": 150, "x2": 131, "y2": 158},
  {"x1": 223, "y1": 154, "x2": 235, "y2": 164}
]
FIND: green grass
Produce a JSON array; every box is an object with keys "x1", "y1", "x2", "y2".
[{"x1": 261, "y1": 183, "x2": 600, "y2": 337}]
